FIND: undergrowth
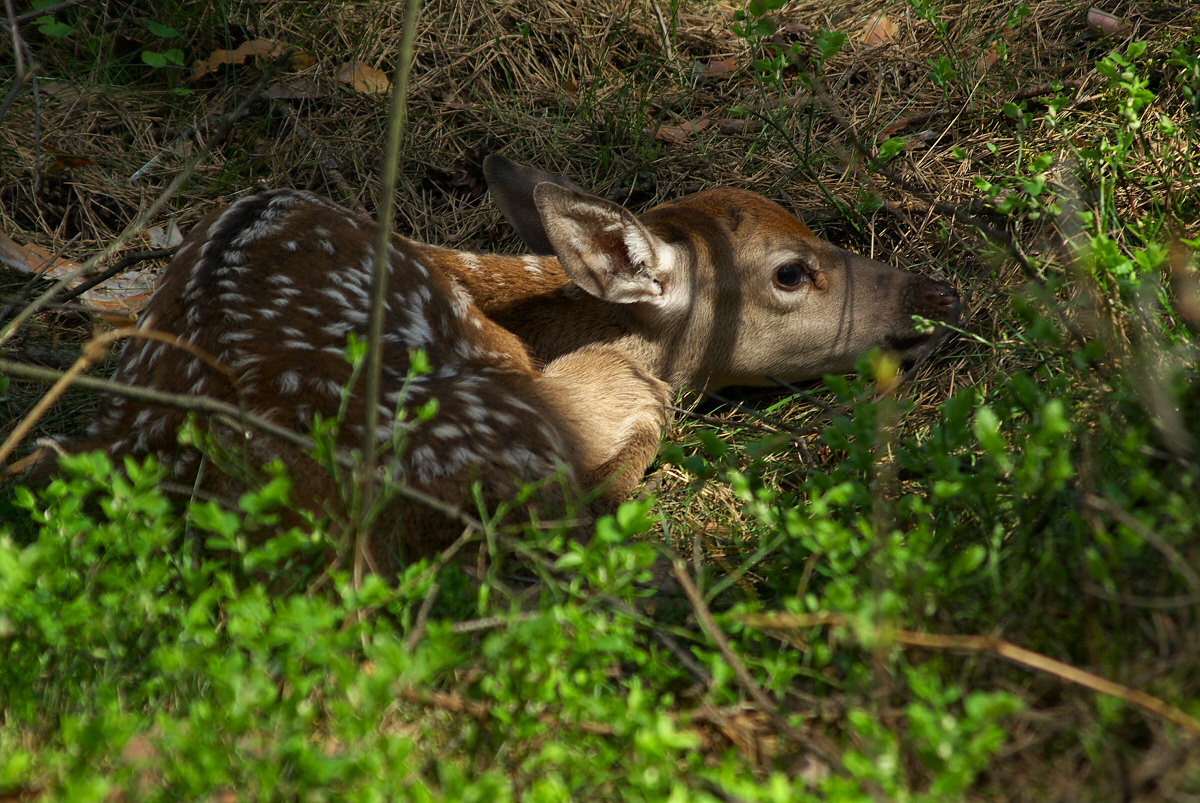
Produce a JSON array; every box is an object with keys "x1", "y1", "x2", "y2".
[{"x1": 3, "y1": 0, "x2": 1200, "y2": 801}]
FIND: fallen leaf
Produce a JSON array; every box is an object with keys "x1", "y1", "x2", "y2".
[
  {"x1": 704, "y1": 58, "x2": 737, "y2": 79},
  {"x1": 715, "y1": 118, "x2": 764, "y2": 134},
  {"x1": 655, "y1": 118, "x2": 712, "y2": 143},
  {"x1": 97, "y1": 310, "x2": 139, "y2": 328},
  {"x1": 78, "y1": 270, "x2": 156, "y2": 313},
  {"x1": 189, "y1": 39, "x2": 284, "y2": 82},
  {"x1": 266, "y1": 76, "x2": 324, "y2": 100},
  {"x1": 1087, "y1": 8, "x2": 1131, "y2": 38},
  {"x1": 40, "y1": 144, "x2": 95, "y2": 175},
  {"x1": 147, "y1": 221, "x2": 184, "y2": 249},
  {"x1": 0, "y1": 232, "x2": 82, "y2": 275},
  {"x1": 288, "y1": 51, "x2": 316, "y2": 70},
  {"x1": 979, "y1": 45, "x2": 1001, "y2": 70},
  {"x1": 0, "y1": 232, "x2": 159, "y2": 313},
  {"x1": 860, "y1": 13, "x2": 897, "y2": 46},
  {"x1": 336, "y1": 61, "x2": 391, "y2": 94}
]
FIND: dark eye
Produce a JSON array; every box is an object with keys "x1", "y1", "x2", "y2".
[{"x1": 773, "y1": 262, "x2": 812, "y2": 291}]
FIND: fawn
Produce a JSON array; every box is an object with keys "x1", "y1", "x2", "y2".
[{"x1": 56, "y1": 157, "x2": 960, "y2": 570}]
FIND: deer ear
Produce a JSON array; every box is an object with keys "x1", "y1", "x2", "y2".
[
  {"x1": 533, "y1": 182, "x2": 675, "y2": 306},
  {"x1": 483, "y1": 154, "x2": 591, "y2": 255}
]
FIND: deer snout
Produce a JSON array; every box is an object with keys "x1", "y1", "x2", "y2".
[{"x1": 913, "y1": 277, "x2": 962, "y2": 324}]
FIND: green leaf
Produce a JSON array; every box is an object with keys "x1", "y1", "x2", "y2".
[
  {"x1": 949, "y1": 545, "x2": 986, "y2": 578},
  {"x1": 878, "y1": 137, "x2": 906, "y2": 160},
  {"x1": 189, "y1": 500, "x2": 241, "y2": 539},
  {"x1": 36, "y1": 14, "x2": 73, "y2": 38},
  {"x1": 972, "y1": 406, "x2": 1007, "y2": 458},
  {"x1": 142, "y1": 51, "x2": 169, "y2": 68},
  {"x1": 145, "y1": 20, "x2": 180, "y2": 38}
]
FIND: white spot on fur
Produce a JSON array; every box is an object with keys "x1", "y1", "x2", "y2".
[
  {"x1": 429, "y1": 423, "x2": 463, "y2": 440},
  {"x1": 276, "y1": 371, "x2": 301, "y2": 393}
]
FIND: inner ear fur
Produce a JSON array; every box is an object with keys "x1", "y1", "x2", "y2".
[{"x1": 533, "y1": 182, "x2": 672, "y2": 305}]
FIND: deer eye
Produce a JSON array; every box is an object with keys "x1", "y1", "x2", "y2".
[{"x1": 773, "y1": 262, "x2": 812, "y2": 291}]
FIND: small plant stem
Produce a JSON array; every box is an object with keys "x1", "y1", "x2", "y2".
[
  {"x1": 356, "y1": 0, "x2": 422, "y2": 586},
  {"x1": 670, "y1": 557, "x2": 859, "y2": 785},
  {"x1": 0, "y1": 330, "x2": 119, "y2": 466}
]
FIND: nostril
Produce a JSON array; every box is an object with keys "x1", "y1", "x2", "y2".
[{"x1": 917, "y1": 281, "x2": 961, "y2": 320}]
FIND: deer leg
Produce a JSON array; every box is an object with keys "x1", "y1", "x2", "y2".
[{"x1": 538, "y1": 345, "x2": 671, "y2": 508}]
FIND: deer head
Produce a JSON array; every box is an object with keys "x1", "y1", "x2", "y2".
[{"x1": 481, "y1": 154, "x2": 961, "y2": 390}]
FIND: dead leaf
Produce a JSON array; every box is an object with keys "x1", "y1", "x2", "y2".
[
  {"x1": 704, "y1": 58, "x2": 737, "y2": 79},
  {"x1": 147, "y1": 221, "x2": 183, "y2": 249},
  {"x1": 1087, "y1": 8, "x2": 1131, "y2": 38},
  {"x1": 97, "y1": 310, "x2": 139, "y2": 328},
  {"x1": 979, "y1": 45, "x2": 1001, "y2": 71},
  {"x1": 336, "y1": 61, "x2": 391, "y2": 94},
  {"x1": 0, "y1": 232, "x2": 158, "y2": 313},
  {"x1": 189, "y1": 39, "x2": 284, "y2": 82},
  {"x1": 655, "y1": 118, "x2": 712, "y2": 144},
  {"x1": 79, "y1": 270, "x2": 157, "y2": 314},
  {"x1": 0, "y1": 232, "x2": 82, "y2": 275},
  {"x1": 288, "y1": 51, "x2": 316, "y2": 70},
  {"x1": 40, "y1": 144, "x2": 95, "y2": 176},
  {"x1": 266, "y1": 76, "x2": 324, "y2": 100},
  {"x1": 860, "y1": 13, "x2": 897, "y2": 46},
  {"x1": 715, "y1": 118, "x2": 764, "y2": 134}
]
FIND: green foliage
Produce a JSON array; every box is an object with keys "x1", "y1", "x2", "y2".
[{"x1": 733, "y1": 1, "x2": 844, "y2": 88}]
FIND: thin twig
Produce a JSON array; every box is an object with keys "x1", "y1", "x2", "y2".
[
  {"x1": 1083, "y1": 494, "x2": 1200, "y2": 595},
  {"x1": 739, "y1": 610, "x2": 1200, "y2": 738},
  {"x1": 1, "y1": 0, "x2": 85, "y2": 28},
  {"x1": 3, "y1": 0, "x2": 23, "y2": 79},
  {"x1": 649, "y1": 1, "x2": 674, "y2": 61},
  {"x1": 0, "y1": 60, "x2": 35, "y2": 123},
  {"x1": 50, "y1": 247, "x2": 178, "y2": 308},
  {"x1": 0, "y1": 329, "x2": 120, "y2": 466},
  {"x1": 670, "y1": 557, "x2": 857, "y2": 782},
  {"x1": 1083, "y1": 584, "x2": 1200, "y2": 610}
]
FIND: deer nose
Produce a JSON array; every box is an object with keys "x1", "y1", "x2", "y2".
[{"x1": 920, "y1": 280, "x2": 961, "y2": 322}]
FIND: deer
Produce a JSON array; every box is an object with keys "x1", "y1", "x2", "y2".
[{"x1": 36, "y1": 156, "x2": 960, "y2": 573}]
